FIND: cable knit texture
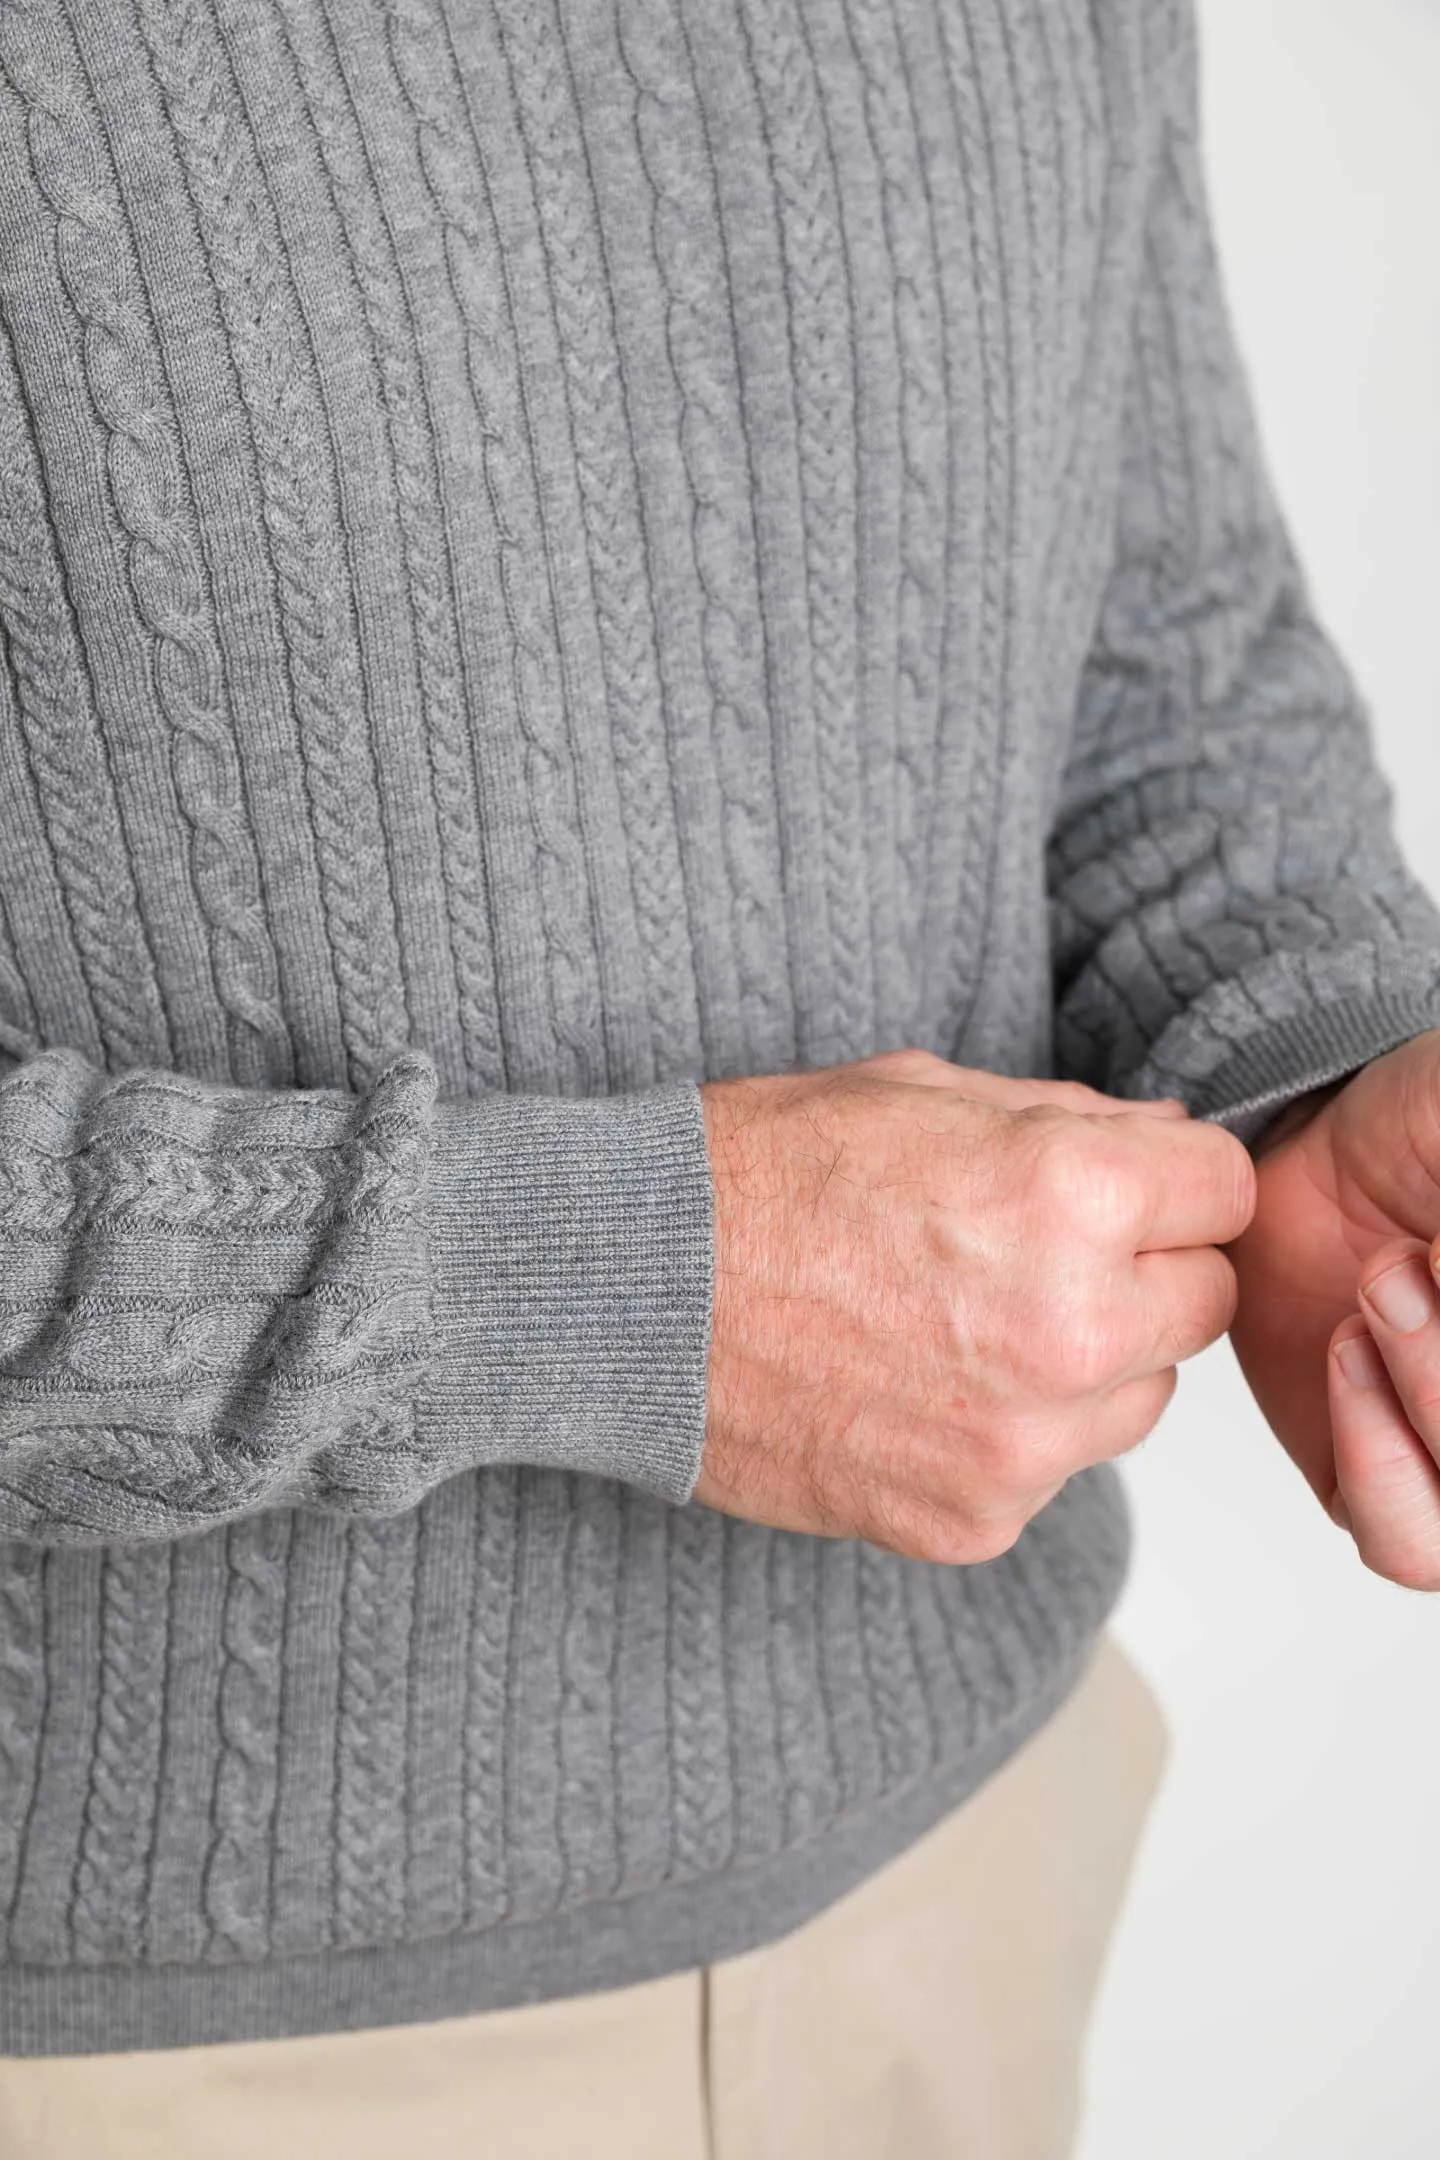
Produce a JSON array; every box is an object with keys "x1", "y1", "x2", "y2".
[{"x1": 1, "y1": 0, "x2": 1439, "y2": 2054}]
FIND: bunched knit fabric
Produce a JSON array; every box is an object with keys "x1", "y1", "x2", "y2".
[{"x1": 2, "y1": 0, "x2": 1440, "y2": 2053}]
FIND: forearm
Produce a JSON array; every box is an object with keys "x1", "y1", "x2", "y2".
[{"x1": 0, "y1": 1046, "x2": 713, "y2": 1545}]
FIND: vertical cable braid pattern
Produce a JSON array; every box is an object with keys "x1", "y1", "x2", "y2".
[
  {"x1": 273, "y1": 0, "x2": 503, "y2": 1093},
  {"x1": 137, "y1": 0, "x2": 408, "y2": 1095},
  {"x1": 1030, "y1": 0, "x2": 1089, "y2": 505},
  {"x1": 0, "y1": 3, "x2": 292, "y2": 1091},
  {"x1": 1005, "y1": 0, "x2": 1063, "y2": 524},
  {"x1": 947, "y1": 1556, "x2": 1026, "y2": 1726},
  {"x1": 462, "y1": 1462, "x2": 517, "y2": 1928},
  {"x1": 0, "y1": 884, "x2": 40, "y2": 1064},
  {"x1": 554, "y1": 1477, "x2": 621, "y2": 1906},
  {"x1": 854, "y1": 1538, "x2": 930, "y2": 1785},
  {"x1": 397, "y1": 1481, "x2": 467, "y2": 1936},
  {"x1": 1005, "y1": 1525, "x2": 1073, "y2": 1672},
  {"x1": 982, "y1": 1525, "x2": 1053, "y2": 1677},
  {"x1": 380, "y1": 0, "x2": 600, "y2": 1099},
  {"x1": 203, "y1": 1512, "x2": 290, "y2": 1960},
  {"x1": 739, "y1": 0, "x2": 874, "y2": 1063},
  {"x1": 923, "y1": 1, "x2": 1017, "y2": 1054},
  {"x1": 985, "y1": 0, "x2": 1066, "y2": 1061},
  {"x1": 1024, "y1": 1471, "x2": 1131, "y2": 1641},
  {"x1": 69, "y1": 1544, "x2": 170, "y2": 1962},
  {"x1": 499, "y1": 0, "x2": 699, "y2": 1091},
  {"x1": 0, "y1": 1544, "x2": 45, "y2": 1956},
  {"x1": 333, "y1": 1510, "x2": 414, "y2": 1946},
  {"x1": 617, "y1": 0, "x2": 795, "y2": 1072},
  {"x1": 0, "y1": 323, "x2": 168, "y2": 1075},
  {"x1": 897, "y1": 1559, "x2": 978, "y2": 1763},
  {"x1": 764, "y1": 1534, "x2": 841, "y2": 1850},
  {"x1": 662, "y1": 1505, "x2": 732, "y2": 1881},
  {"x1": 842, "y1": 0, "x2": 948, "y2": 1039},
  {"x1": 1029, "y1": 0, "x2": 1116, "y2": 706}
]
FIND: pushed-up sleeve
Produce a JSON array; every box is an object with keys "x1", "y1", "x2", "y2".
[{"x1": 0, "y1": 1045, "x2": 714, "y2": 1545}]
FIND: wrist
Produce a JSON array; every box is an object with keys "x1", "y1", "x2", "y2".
[{"x1": 1250, "y1": 1076, "x2": 1350, "y2": 1162}]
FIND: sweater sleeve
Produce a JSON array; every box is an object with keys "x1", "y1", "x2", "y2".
[
  {"x1": 1046, "y1": 1, "x2": 1440, "y2": 1148},
  {"x1": 0, "y1": 1044, "x2": 714, "y2": 1545}
]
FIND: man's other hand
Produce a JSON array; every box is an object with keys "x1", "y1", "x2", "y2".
[{"x1": 1228, "y1": 1027, "x2": 1440, "y2": 1591}]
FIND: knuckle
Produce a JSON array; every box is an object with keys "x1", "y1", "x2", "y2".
[
  {"x1": 1039, "y1": 1293, "x2": 1123, "y2": 1397},
  {"x1": 1092, "y1": 1365, "x2": 1174, "y2": 1468},
  {"x1": 1177, "y1": 1251, "x2": 1238, "y2": 1359},
  {"x1": 868, "y1": 1487, "x2": 1026, "y2": 1567},
  {"x1": 1206, "y1": 1257, "x2": 1240, "y2": 1345},
  {"x1": 851, "y1": 1478, "x2": 923, "y2": 1559},
  {"x1": 1044, "y1": 1079, "x2": 1104, "y2": 1114},
  {"x1": 912, "y1": 1510, "x2": 1021, "y2": 1566},
  {"x1": 1226, "y1": 1134, "x2": 1259, "y2": 1229},
  {"x1": 1007, "y1": 1411, "x2": 1082, "y2": 1488},
  {"x1": 1133, "y1": 1366, "x2": 1178, "y2": 1439},
  {"x1": 1144, "y1": 1253, "x2": 1236, "y2": 1375},
  {"x1": 966, "y1": 1511, "x2": 1028, "y2": 1563},
  {"x1": 1017, "y1": 1107, "x2": 1080, "y2": 1206},
  {"x1": 862, "y1": 1045, "x2": 949, "y2": 1085},
  {"x1": 1098, "y1": 1370, "x2": 1175, "y2": 1461},
  {"x1": 1024, "y1": 1115, "x2": 1142, "y2": 1244},
  {"x1": 911, "y1": 1514, "x2": 984, "y2": 1565},
  {"x1": 1053, "y1": 1079, "x2": 1120, "y2": 1116},
  {"x1": 866, "y1": 1497, "x2": 959, "y2": 1565},
  {"x1": 1079, "y1": 1151, "x2": 1147, "y2": 1246}
]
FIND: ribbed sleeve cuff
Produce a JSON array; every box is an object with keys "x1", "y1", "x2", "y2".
[
  {"x1": 1180, "y1": 982, "x2": 1440, "y2": 1147},
  {"x1": 421, "y1": 1079, "x2": 716, "y2": 1504}
]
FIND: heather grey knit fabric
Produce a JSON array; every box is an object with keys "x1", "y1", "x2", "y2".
[{"x1": 1, "y1": 0, "x2": 1439, "y2": 2057}]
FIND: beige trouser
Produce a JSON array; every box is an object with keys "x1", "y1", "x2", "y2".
[{"x1": 0, "y1": 1632, "x2": 1167, "y2": 2160}]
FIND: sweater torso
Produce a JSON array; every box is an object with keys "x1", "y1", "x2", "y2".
[{"x1": 0, "y1": 0, "x2": 1149, "y2": 2049}]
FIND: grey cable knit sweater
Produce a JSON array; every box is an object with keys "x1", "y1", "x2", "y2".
[{"x1": 2, "y1": 0, "x2": 1439, "y2": 2057}]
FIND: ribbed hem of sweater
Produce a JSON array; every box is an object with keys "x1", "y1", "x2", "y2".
[{"x1": 0, "y1": 1630, "x2": 1093, "y2": 2057}]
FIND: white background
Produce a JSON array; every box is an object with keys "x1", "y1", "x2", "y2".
[{"x1": 1078, "y1": 5, "x2": 1440, "y2": 2156}]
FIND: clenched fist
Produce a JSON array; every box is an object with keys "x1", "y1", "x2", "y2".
[{"x1": 695, "y1": 1047, "x2": 1257, "y2": 1563}]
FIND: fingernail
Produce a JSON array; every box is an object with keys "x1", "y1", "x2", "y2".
[
  {"x1": 1333, "y1": 1333, "x2": 1386, "y2": 1390},
  {"x1": 1362, "y1": 1262, "x2": 1434, "y2": 1334},
  {"x1": 1329, "y1": 1488, "x2": 1353, "y2": 1533}
]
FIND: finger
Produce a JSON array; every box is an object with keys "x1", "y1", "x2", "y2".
[
  {"x1": 1125, "y1": 1243, "x2": 1239, "y2": 1382},
  {"x1": 1328, "y1": 1315, "x2": 1440, "y2": 1591},
  {"x1": 916, "y1": 1367, "x2": 1178, "y2": 1511},
  {"x1": 1355, "y1": 1238, "x2": 1440, "y2": 1471},
  {"x1": 1067, "y1": 1364, "x2": 1180, "y2": 1472},
  {"x1": 1098, "y1": 1112, "x2": 1257, "y2": 1252}
]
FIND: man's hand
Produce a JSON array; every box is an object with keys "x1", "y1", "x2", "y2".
[
  {"x1": 695, "y1": 1048, "x2": 1255, "y2": 1563},
  {"x1": 1226, "y1": 1027, "x2": 1440, "y2": 1590}
]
